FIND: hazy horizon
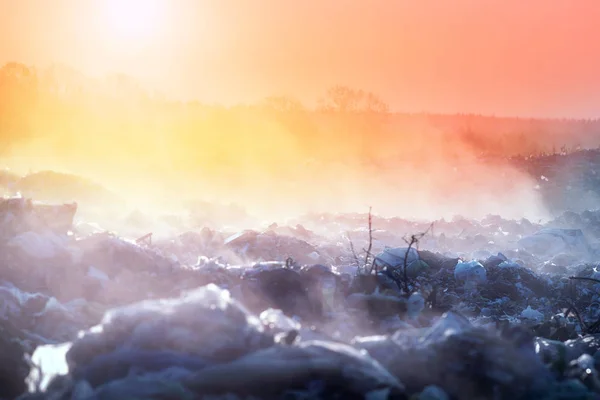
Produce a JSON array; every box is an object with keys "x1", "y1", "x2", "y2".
[
  {"x1": 2, "y1": 0, "x2": 600, "y2": 118},
  {"x1": 1, "y1": 1, "x2": 599, "y2": 224}
]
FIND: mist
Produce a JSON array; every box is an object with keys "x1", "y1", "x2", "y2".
[{"x1": 2, "y1": 63, "x2": 599, "y2": 224}]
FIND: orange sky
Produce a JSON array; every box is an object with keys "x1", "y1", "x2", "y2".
[{"x1": 1, "y1": 0, "x2": 600, "y2": 118}]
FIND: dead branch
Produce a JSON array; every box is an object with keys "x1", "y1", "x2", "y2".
[
  {"x1": 400, "y1": 223, "x2": 434, "y2": 295},
  {"x1": 565, "y1": 299, "x2": 587, "y2": 333},
  {"x1": 346, "y1": 232, "x2": 361, "y2": 268},
  {"x1": 370, "y1": 258, "x2": 377, "y2": 275},
  {"x1": 567, "y1": 276, "x2": 600, "y2": 334},
  {"x1": 136, "y1": 232, "x2": 153, "y2": 246},
  {"x1": 347, "y1": 207, "x2": 376, "y2": 275},
  {"x1": 401, "y1": 236, "x2": 417, "y2": 295},
  {"x1": 285, "y1": 257, "x2": 294, "y2": 269},
  {"x1": 569, "y1": 276, "x2": 600, "y2": 285},
  {"x1": 364, "y1": 207, "x2": 373, "y2": 272},
  {"x1": 361, "y1": 250, "x2": 377, "y2": 275}
]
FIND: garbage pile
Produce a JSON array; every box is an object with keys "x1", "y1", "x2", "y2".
[
  {"x1": 3, "y1": 196, "x2": 600, "y2": 399},
  {"x1": 509, "y1": 148, "x2": 600, "y2": 213}
]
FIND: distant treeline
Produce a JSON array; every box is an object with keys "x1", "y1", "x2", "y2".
[{"x1": 1, "y1": 61, "x2": 600, "y2": 179}]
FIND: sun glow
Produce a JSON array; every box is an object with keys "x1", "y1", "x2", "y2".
[{"x1": 103, "y1": 0, "x2": 165, "y2": 42}]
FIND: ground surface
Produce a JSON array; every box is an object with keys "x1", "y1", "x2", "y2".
[{"x1": 2, "y1": 150, "x2": 600, "y2": 399}]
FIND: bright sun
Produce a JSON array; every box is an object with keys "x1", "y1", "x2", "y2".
[{"x1": 103, "y1": 0, "x2": 165, "y2": 42}]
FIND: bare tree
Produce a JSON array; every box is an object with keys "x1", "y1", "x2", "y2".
[
  {"x1": 347, "y1": 207, "x2": 376, "y2": 275},
  {"x1": 317, "y1": 85, "x2": 389, "y2": 114}
]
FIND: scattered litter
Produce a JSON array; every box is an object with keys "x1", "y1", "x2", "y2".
[{"x1": 3, "y1": 188, "x2": 600, "y2": 399}]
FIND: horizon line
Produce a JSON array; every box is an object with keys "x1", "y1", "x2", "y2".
[{"x1": 4, "y1": 60, "x2": 600, "y2": 122}]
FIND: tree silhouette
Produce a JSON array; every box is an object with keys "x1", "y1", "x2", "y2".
[
  {"x1": 317, "y1": 85, "x2": 389, "y2": 114},
  {"x1": 0, "y1": 60, "x2": 600, "y2": 180}
]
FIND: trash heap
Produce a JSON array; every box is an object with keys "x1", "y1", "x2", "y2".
[
  {"x1": 509, "y1": 148, "x2": 600, "y2": 214},
  {"x1": 3, "y1": 196, "x2": 600, "y2": 399}
]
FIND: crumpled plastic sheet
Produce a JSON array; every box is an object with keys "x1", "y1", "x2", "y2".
[
  {"x1": 354, "y1": 312, "x2": 554, "y2": 399},
  {"x1": 23, "y1": 284, "x2": 407, "y2": 399},
  {"x1": 224, "y1": 229, "x2": 326, "y2": 265},
  {"x1": 22, "y1": 276, "x2": 600, "y2": 399},
  {"x1": 518, "y1": 228, "x2": 592, "y2": 258}
]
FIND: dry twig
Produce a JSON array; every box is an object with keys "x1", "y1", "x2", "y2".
[
  {"x1": 565, "y1": 300, "x2": 587, "y2": 333},
  {"x1": 569, "y1": 276, "x2": 600, "y2": 285},
  {"x1": 347, "y1": 207, "x2": 376, "y2": 275},
  {"x1": 567, "y1": 276, "x2": 600, "y2": 333},
  {"x1": 400, "y1": 223, "x2": 434, "y2": 295},
  {"x1": 364, "y1": 207, "x2": 373, "y2": 272},
  {"x1": 347, "y1": 232, "x2": 361, "y2": 268}
]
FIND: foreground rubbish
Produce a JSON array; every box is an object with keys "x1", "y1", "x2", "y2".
[{"x1": 3, "y1": 195, "x2": 600, "y2": 399}]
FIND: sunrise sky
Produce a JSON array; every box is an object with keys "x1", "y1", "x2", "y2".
[{"x1": 2, "y1": 0, "x2": 599, "y2": 118}]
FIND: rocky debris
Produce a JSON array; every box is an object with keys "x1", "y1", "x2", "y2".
[
  {"x1": 223, "y1": 229, "x2": 327, "y2": 265},
  {"x1": 238, "y1": 264, "x2": 347, "y2": 322},
  {"x1": 74, "y1": 232, "x2": 177, "y2": 275},
  {"x1": 181, "y1": 340, "x2": 405, "y2": 398},
  {"x1": 0, "y1": 197, "x2": 77, "y2": 238},
  {"x1": 518, "y1": 228, "x2": 592, "y2": 258},
  {"x1": 162, "y1": 229, "x2": 226, "y2": 263},
  {"x1": 5, "y1": 194, "x2": 600, "y2": 398},
  {"x1": 241, "y1": 267, "x2": 318, "y2": 320},
  {"x1": 354, "y1": 312, "x2": 554, "y2": 399},
  {"x1": 22, "y1": 286, "x2": 404, "y2": 399}
]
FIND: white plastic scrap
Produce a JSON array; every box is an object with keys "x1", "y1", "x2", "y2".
[
  {"x1": 73, "y1": 221, "x2": 105, "y2": 236},
  {"x1": 351, "y1": 335, "x2": 389, "y2": 346},
  {"x1": 454, "y1": 261, "x2": 487, "y2": 284},
  {"x1": 498, "y1": 260, "x2": 521, "y2": 269},
  {"x1": 224, "y1": 231, "x2": 251, "y2": 245},
  {"x1": 25, "y1": 342, "x2": 72, "y2": 392},
  {"x1": 521, "y1": 306, "x2": 544, "y2": 322},
  {"x1": 518, "y1": 228, "x2": 590, "y2": 257},
  {"x1": 574, "y1": 353, "x2": 596, "y2": 375},
  {"x1": 259, "y1": 308, "x2": 301, "y2": 332}
]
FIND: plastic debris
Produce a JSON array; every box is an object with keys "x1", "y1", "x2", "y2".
[
  {"x1": 4, "y1": 185, "x2": 600, "y2": 399},
  {"x1": 454, "y1": 260, "x2": 487, "y2": 284}
]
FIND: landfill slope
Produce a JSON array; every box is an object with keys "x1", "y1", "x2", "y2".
[{"x1": 2, "y1": 151, "x2": 600, "y2": 399}]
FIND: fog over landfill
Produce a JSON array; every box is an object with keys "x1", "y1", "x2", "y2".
[
  {"x1": 2, "y1": 69, "x2": 600, "y2": 225},
  {"x1": 1, "y1": 1, "x2": 600, "y2": 224},
  {"x1": 2, "y1": 1, "x2": 600, "y2": 400}
]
